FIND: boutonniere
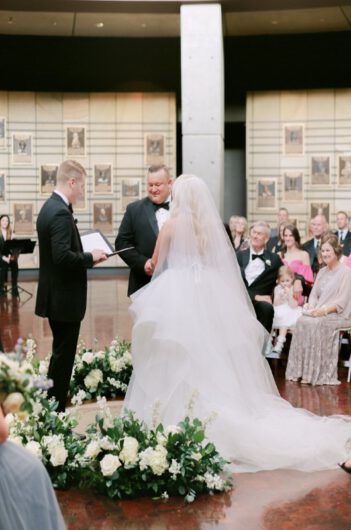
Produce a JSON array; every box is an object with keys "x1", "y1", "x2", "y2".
[{"x1": 265, "y1": 259, "x2": 271, "y2": 267}]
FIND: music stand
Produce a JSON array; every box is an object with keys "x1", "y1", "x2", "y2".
[{"x1": 2, "y1": 239, "x2": 36, "y2": 300}]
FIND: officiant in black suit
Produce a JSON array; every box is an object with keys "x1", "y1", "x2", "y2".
[
  {"x1": 35, "y1": 160, "x2": 107, "y2": 412},
  {"x1": 334, "y1": 211, "x2": 351, "y2": 256},
  {"x1": 115, "y1": 165, "x2": 172, "y2": 296}
]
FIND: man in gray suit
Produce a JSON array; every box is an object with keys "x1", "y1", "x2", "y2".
[
  {"x1": 115, "y1": 165, "x2": 172, "y2": 295},
  {"x1": 35, "y1": 160, "x2": 107, "y2": 411}
]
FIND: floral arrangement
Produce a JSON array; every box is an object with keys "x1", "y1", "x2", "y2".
[
  {"x1": 69, "y1": 338, "x2": 132, "y2": 404},
  {"x1": 76, "y1": 397, "x2": 232, "y2": 502}
]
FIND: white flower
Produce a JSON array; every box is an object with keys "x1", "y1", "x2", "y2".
[
  {"x1": 85, "y1": 440, "x2": 101, "y2": 459},
  {"x1": 204, "y1": 472, "x2": 224, "y2": 491},
  {"x1": 100, "y1": 454, "x2": 121, "y2": 476},
  {"x1": 10, "y1": 435, "x2": 23, "y2": 446},
  {"x1": 38, "y1": 361, "x2": 48, "y2": 376},
  {"x1": 161, "y1": 491, "x2": 169, "y2": 500},
  {"x1": 94, "y1": 350, "x2": 105, "y2": 360},
  {"x1": 84, "y1": 368, "x2": 103, "y2": 391},
  {"x1": 156, "y1": 431, "x2": 167, "y2": 446},
  {"x1": 122, "y1": 351, "x2": 132, "y2": 365},
  {"x1": 25, "y1": 440, "x2": 42, "y2": 458},
  {"x1": 185, "y1": 493, "x2": 195, "y2": 503},
  {"x1": 32, "y1": 401, "x2": 43, "y2": 417},
  {"x1": 71, "y1": 389, "x2": 87, "y2": 406},
  {"x1": 99, "y1": 436, "x2": 118, "y2": 451},
  {"x1": 50, "y1": 444, "x2": 68, "y2": 467},
  {"x1": 5, "y1": 413, "x2": 15, "y2": 426},
  {"x1": 119, "y1": 436, "x2": 139, "y2": 465},
  {"x1": 191, "y1": 451, "x2": 202, "y2": 462},
  {"x1": 109, "y1": 357, "x2": 124, "y2": 373},
  {"x1": 165, "y1": 425, "x2": 181, "y2": 436},
  {"x1": 82, "y1": 351, "x2": 95, "y2": 365},
  {"x1": 169, "y1": 459, "x2": 181, "y2": 478},
  {"x1": 265, "y1": 259, "x2": 271, "y2": 267},
  {"x1": 139, "y1": 445, "x2": 168, "y2": 476}
]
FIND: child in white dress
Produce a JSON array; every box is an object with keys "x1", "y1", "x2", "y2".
[{"x1": 272, "y1": 266, "x2": 303, "y2": 354}]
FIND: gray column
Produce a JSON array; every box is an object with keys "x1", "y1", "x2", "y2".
[{"x1": 181, "y1": 3, "x2": 224, "y2": 213}]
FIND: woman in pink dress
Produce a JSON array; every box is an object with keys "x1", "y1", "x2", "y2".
[{"x1": 278, "y1": 224, "x2": 314, "y2": 304}]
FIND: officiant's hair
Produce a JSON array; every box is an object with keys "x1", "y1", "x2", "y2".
[
  {"x1": 147, "y1": 164, "x2": 170, "y2": 177},
  {"x1": 57, "y1": 159, "x2": 85, "y2": 184}
]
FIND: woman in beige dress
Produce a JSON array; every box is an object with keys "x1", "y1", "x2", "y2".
[{"x1": 286, "y1": 234, "x2": 351, "y2": 385}]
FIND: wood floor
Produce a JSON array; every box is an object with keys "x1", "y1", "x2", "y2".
[{"x1": 1, "y1": 273, "x2": 351, "y2": 530}]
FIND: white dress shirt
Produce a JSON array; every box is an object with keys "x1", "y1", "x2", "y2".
[
  {"x1": 245, "y1": 249, "x2": 265, "y2": 286},
  {"x1": 155, "y1": 195, "x2": 171, "y2": 231}
]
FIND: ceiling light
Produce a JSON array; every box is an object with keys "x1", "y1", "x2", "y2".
[{"x1": 95, "y1": 22, "x2": 104, "y2": 28}]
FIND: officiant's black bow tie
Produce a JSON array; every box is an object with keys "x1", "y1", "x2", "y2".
[
  {"x1": 153, "y1": 202, "x2": 169, "y2": 211},
  {"x1": 252, "y1": 254, "x2": 265, "y2": 261}
]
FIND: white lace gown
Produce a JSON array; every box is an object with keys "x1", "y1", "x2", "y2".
[{"x1": 123, "y1": 175, "x2": 351, "y2": 473}]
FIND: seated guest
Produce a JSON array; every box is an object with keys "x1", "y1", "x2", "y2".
[
  {"x1": 302, "y1": 214, "x2": 327, "y2": 277},
  {"x1": 0, "y1": 215, "x2": 18, "y2": 296},
  {"x1": 269, "y1": 207, "x2": 289, "y2": 239},
  {"x1": 279, "y1": 224, "x2": 314, "y2": 302},
  {"x1": 230, "y1": 215, "x2": 249, "y2": 252},
  {"x1": 334, "y1": 210, "x2": 351, "y2": 256},
  {"x1": 286, "y1": 234, "x2": 351, "y2": 386},
  {"x1": 237, "y1": 221, "x2": 283, "y2": 333},
  {"x1": 0, "y1": 406, "x2": 66, "y2": 529},
  {"x1": 267, "y1": 221, "x2": 286, "y2": 253}
]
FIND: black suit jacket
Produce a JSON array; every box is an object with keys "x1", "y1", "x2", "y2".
[
  {"x1": 236, "y1": 249, "x2": 283, "y2": 301},
  {"x1": 115, "y1": 197, "x2": 159, "y2": 296},
  {"x1": 302, "y1": 238, "x2": 320, "y2": 274},
  {"x1": 35, "y1": 193, "x2": 93, "y2": 322},
  {"x1": 334, "y1": 230, "x2": 351, "y2": 256}
]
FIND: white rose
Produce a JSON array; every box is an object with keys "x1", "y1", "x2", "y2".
[
  {"x1": 100, "y1": 454, "x2": 121, "y2": 476},
  {"x1": 123, "y1": 351, "x2": 132, "y2": 365},
  {"x1": 169, "y1": 459, "x2": 181, "y2": 477},
  {"x1": 99, "y1": 437, "x2": 117, "y2": 451},
  {"x1": 85, "y1": 440, "x2": 101, "y2": 459},
  {"x1": 204, "y1": 472, "x2": 224, "y2": 491},
  {"x1": 139, "y1": 445, "x2": 168, "y2": 476},
  {"x1": 165, "y1": 425, "x2": 181, "y2": 436},
  {"x1": 119, "y1": 436, "x2": 139, "y2": 465},
  {"x1": 82, "y1": 351, "x2": 95, "y2": 365},
  {"x1": 84, "y1": 369, "x2": 103, "y2": 391},
  {"x1": 109, "y1": 357, "x2": 124, "y2": 373},
  {"x1": 26, "y1": 441, "x2": 42, "y2": 458},
  {"x1": 50, "y1": 444, "x2": 68, "y2": 467}
]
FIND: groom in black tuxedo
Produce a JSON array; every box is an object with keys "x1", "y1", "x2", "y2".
[
  {"x1": 115, "y1": 165, "x2": 172, "y2": 295},
  {"x1": 35, "y1": 160, "x2": 107, "y2": 411}
]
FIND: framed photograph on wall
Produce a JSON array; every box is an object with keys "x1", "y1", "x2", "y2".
[
  {"x1": 309, "y1": 202, "x2": 330, "y2": 223},
  {"x1": 93, "y1": 164, "x2": 113, "y2": 194},
  {"x1": 283, "y1": 171, "x2": 303, "y2": 202},
  {"x1": 310, "y1": 155, "x2": 330, "y2": 186},
  {"x1": 12, "y1": 133, "x2": 33, "y2": 165},
  {"x1": 0, "y1": 172, "x2": 5, "y2": 202},
  {"x1": 121, "y1": 178, "x2": 142, "y2": 211},
  {"x1": 40, "y1": 164, "x2": 58, "y2": 196},
  {"x1": 283, "y1": 124, "x2": 304, "y2": 155},
  {"x1": 257, "y1": 179, "x2": 277, "y2": 209},
  {"x1": 144, "y1": 133, "x2": 165, "y2": 166},
  {"x1": 338, "y1": 155, "x2": 351, "y2": 186},
  {"x1": 13, "y1": 202, "x2": 33, "y2": 235},
  {"x1": 93, "y1": 202, "x2": 113, "y2": 235},
  {"x1": 65, "y1": 126, "x2": 86, "y2": 157},
  {"x1": 0, "y1": 117, "x2": 6, "y2": 149}
]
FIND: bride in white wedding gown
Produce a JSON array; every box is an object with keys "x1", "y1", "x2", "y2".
[{"x1": 123, "y1": 174, "x2": 351, "y2": 473}]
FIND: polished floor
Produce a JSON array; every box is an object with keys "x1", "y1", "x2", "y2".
[{"x1": 1, "y1": 274, "x2": 351, "y2": 530}]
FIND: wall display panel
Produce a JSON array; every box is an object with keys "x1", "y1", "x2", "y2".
[
  {"x1": 247, "y1": 90, "x2": 351, "y2": 236},
  {"x1": 0, "y1": 91, "x2": 176, "y2": 268},
  {"x1": 0, "y1": 172, "x2": 5, "y2": 202},
  {"x1": 310, "y1": 156, "x2": 331, "y2": 186},
  {"x1": 256, "y1": 179, "x2": 277, "y2": 210},
  {"x1": 0, "y1": 117, "x2": 6, "y2": 149},
  {"x1": 40, "y1": 164, "x2": 58, "y2": 196},
  {"x1": 13, "y1": 202, "x2": 33, "y2": 235}
]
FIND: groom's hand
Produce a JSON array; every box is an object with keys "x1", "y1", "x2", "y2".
[{"x1": 144, "y1": 258, "x2": 154, "y2": 276}]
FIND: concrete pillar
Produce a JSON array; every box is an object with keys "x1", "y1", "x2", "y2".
[{"x1": 181, "y1": 3, "x2": 224, "y2": 213}]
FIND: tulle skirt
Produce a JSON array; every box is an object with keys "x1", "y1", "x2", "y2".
[
  {"x1": 124, "y1": 267, "x2": 351, "y2": 472},
  {"x1": 0, "y1": 441, "x2": 66, "y2": 530}
]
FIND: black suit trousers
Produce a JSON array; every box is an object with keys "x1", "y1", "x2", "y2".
[
  {"x1": 47, "y1": 319, "x2": 81, "y2": 412},
  {"x1": 252, "y1": 300, "x2": 274, "y2": 333}
]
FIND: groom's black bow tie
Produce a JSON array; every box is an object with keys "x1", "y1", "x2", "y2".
[
  {"x1": 153, "y1": 202, "x2": 169, "y2": 211},
  {"x1": 68, "y1": 203, "x2": 74, "y2": 213},
  {"x1": 252, "y1": 253, "x2": 265, "y2": 261}
]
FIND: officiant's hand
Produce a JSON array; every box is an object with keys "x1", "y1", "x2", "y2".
[{"x1": 91, "y1": 249, "x2": 108, "y2": 264}]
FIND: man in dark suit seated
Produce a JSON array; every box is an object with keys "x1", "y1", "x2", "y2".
[
  {"x1": 35, "y1": 160, "x2": 107, "y2": 412},
  {"x1": 237, "y1": 221, "x2": 303, "y2": 334},
  {"x1": 267, "y1": 207, "x2": 289, "y2": 251},
  {"x1": 334, "y1": 210, "x2": 351, "y2": 257},
  {"x1": 115, "y1": 165, "x2": 172, "y2": 296},
  {"x1": 302, "y1": 214, "x2": 327, "y2": 276}
]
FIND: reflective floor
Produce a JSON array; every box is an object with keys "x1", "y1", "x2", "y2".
[{"x1": 1, "y1": 274, "x2": 351, "y2": 530}]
